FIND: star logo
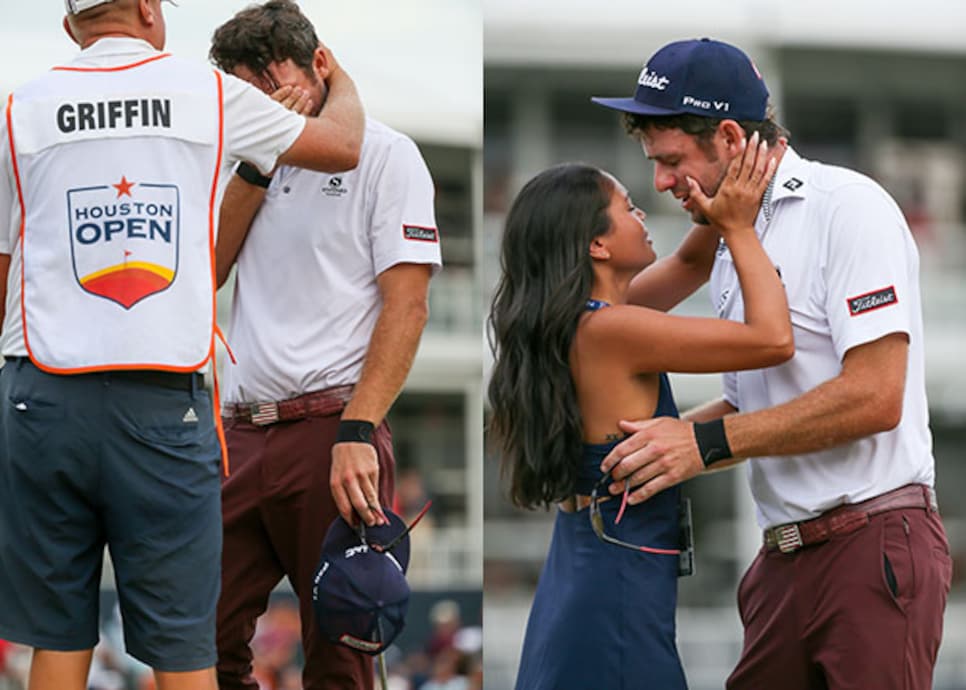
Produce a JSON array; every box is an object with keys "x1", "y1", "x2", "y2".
[{"x1": 113, "y1": 176, "x2": 136, "y2": 198}]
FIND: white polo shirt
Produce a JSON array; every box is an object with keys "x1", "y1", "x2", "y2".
[
  {"x1": 710, "y1": 147, "x2": 934, "y2": 529},
  {"x1": 222, "y1": 118, "x2": 442, "y2": 403},
  {"x1": 0, "y1": 38, "x2": 305, "y2": 361}
]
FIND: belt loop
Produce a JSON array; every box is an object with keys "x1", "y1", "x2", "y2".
[{"x1": 190, "y1": 371, "x2": 198, "y2": 399}]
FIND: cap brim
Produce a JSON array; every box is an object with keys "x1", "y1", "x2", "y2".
[
  {"x1": 590, "y1": 96, "x2": 683, "y2": 117},
  {"x1": 321, "y1": 510, "x2": 412, "y2": 572}
]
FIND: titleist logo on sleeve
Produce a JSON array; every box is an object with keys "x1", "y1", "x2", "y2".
[
  {"x1": 403, "y1": 225, "x2": 438, "y2": 243},
  {"x1": 847, "y1": 286, "x2": 897, "y2": 316}
]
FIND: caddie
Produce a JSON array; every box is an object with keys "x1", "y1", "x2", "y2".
[{"x1": 0, "y1": 1, "x2": 364, "y2": 689}]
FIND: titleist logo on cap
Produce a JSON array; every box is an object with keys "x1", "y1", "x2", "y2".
[{"x1": 637, "y1": 67, "x2": 670, "y2": 91}]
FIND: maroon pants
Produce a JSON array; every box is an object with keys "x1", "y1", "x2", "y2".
[
  {"x1": 216, "y1": 412, "x2": 394, "y2": 690},
  {"x1": 727, "y1": 506, "x2": 952, "y2": 690}
]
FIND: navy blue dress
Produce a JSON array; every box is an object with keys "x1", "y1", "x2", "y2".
[{"x1": 514, "y1": 373, "x2": 688, "y2": 690}]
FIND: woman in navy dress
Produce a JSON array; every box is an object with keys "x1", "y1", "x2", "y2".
[{"x1": 488, "y1": 134, "x2": 790, "y2": 689}]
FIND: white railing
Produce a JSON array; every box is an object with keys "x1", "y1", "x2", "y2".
[
  {"x1": 406, "y1": 524, "x2": 483, "y2": 589},
  {"x1": 426, "y1": 268, "x2": 481, "y2": 335}
]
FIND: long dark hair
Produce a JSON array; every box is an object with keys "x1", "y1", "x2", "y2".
[{"x1": 487, "y1": 163, "x2": 613, "y2": 509}]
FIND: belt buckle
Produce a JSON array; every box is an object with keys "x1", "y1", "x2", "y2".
[
  {"x1": 774, "y1": 524, "x2": 804, "y2": 553},
  {"x1": 249, "y1": 401, "x2": 280, "y2": 426}
]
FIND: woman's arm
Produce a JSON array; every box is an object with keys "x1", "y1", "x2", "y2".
[{"x1": 584, "y1": 133, "x2": 792, "y2": 374}]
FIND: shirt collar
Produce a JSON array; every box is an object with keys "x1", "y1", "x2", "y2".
[
  {"x1": 762, "y1": 146, "x2": 809, "y2": 221},
  {"x1": 67, "y1": 37, "x2": 162, "y2": 67}
]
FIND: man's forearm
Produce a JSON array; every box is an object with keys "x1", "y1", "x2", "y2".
[
  {"x1": 724, "y1": 334, "x2": 908, "y2": 459},
  {"x1": 342, "y1": 294, "x2": 428, "y2": 425},
  {"x1": 215, "y1": 175, "x2": 266, "y2": 288},
  {"x1": 725, "y1": 362, "x2": 901, "y2": 459},
  {"x1": 329, "y1": 262, "x2": 430, "y2": 531},
  {"x1": 606, "y1": 377, "x2": 883, "y2": 499},
  {"x1": 604, "y1": 336, "x2": 908, "y2": 503}
]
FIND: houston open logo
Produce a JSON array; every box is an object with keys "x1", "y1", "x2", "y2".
[{"x1": 67, "y1": 175, "x2": 180, "y2": 309}]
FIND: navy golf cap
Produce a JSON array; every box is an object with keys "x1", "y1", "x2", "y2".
[
  {"x1": 592, "y1": 38, "x2": 769, "y2": 121},
  {"x1": 311, "y1": 510, "x2": 412, "y2": 655}
]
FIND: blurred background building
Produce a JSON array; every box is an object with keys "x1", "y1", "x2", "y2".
[
  {"x1": 0, "y1": 2, "x2": 482, "y2": 689},
  {"x1": 483, "y1": 2, "x2": 966, "y2": 689}
]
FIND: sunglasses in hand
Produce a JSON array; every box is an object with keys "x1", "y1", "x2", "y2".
[
  {"x1": 356, "y1": 500, "x2": 432, "y2": 554},
  {"x1": 588, "y1": 473, "x2": 680, "y2": 555}
]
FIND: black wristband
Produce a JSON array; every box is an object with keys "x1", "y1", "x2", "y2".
[
  {"x1": 693, "y1": 419, "x2": 733, "y2": 467},
  {"x1": 336, "y1": 419, "x2": 375, "y2": 445},
  {"x1": 236, "y1": 161, "x2": 273, "y2": 189}
]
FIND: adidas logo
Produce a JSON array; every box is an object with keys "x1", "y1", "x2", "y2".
[{"x1": 182, "y1": 407, "x2": 199, "y2": 424}]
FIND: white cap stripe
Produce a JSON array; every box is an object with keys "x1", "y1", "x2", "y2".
[{"x1": 65, "y1": 0, "x2": 176, "y2": 15}]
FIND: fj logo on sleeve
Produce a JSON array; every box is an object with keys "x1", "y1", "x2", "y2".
[{"x1": 847, "y1": 286, "x2": 898, "y2": 316}]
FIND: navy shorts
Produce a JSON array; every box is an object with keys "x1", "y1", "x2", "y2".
[{"x1": 0, "y1": 358, "x2": 222, "y2": 671}]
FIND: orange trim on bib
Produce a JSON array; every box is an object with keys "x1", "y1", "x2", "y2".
[
  {"x1": 211, "y1": 353, "x2": 230, "y2": 477},
  {"x1": 215, "y1": 324, "x2": 237, "y2": 365},
  {"x1": 52, "y1": 53, "x2": 172, "y2": 73},
  {"x1": 209, "y1": 70, "x2": 225, "y2": 346},
  {"x1": 210, "y1": 70, "x2": 228, "y2": 476}
]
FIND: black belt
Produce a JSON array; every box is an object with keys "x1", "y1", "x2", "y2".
[
  {"x1": 107, "y1": 369, "x2": 205, "y2": 392},
  {"x1": 4, "y1": 357, "x2": 204, "y2": 392}
]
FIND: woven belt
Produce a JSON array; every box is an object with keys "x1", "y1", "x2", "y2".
[
  {"x1": 222, "y1": 384, "x2": 354, "y2": 426},
  {"x1": 763, "y1": 483, "x2": 938, "y2": 554}
]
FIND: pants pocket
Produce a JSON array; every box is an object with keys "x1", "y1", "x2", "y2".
[
  {"x1": 883, "y1": 554, "x2": 898, "y2": 598},
  {"x1": 880, "y1": 513, "x2": 914, "y2": 611}
]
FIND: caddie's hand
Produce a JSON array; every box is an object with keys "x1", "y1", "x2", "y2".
[
  {"x1": 330, "y1": 442, "x2": 388, "y2": 527},
  {"x1": 687, "y1": 131, "x2": 776, "y2": 234},
  {"x1": 270, "y1": 84, "x2": 314, "y2": 116},
  {"x1": 599, "y1": 417, "x2": 704, "y2": 505}
]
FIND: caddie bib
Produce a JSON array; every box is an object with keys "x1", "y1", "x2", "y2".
[{"x1": 5, "y1": 53, "x2": 223, "y2": 372}]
